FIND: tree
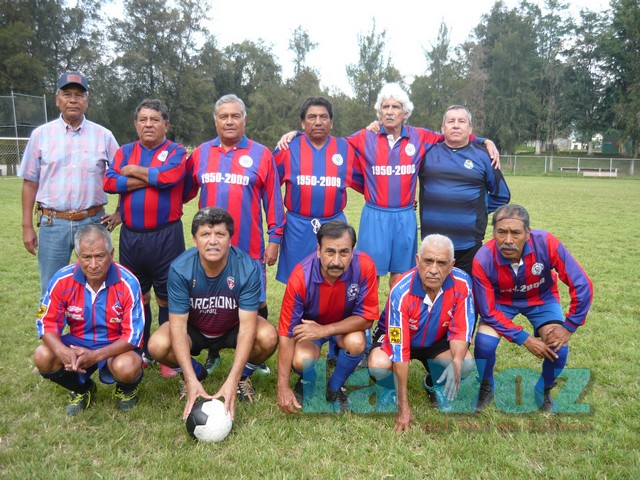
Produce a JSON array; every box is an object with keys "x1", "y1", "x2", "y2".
[
  {"x1": 346, "y1": 20, "x2": 402, "y2": 113},
  {"x1": 107, "y1": 0, "x2": 211, "y2": 144},
  {"x1": 288, "y1": 26, "x2": 318, "y2": 78},
  {"x1": 470, "y1": 1, "x2": 540, "y2": 154},
  {"x1": 601, "y1": 0, "x2": 640, "y2": 155},
  {"x1": 531, "y1": 0, "x2": 574, "y2": 154},
  {"x1": 563, "y1": 9, "x2": 608, "y2": 154},
  {"x1": 411, "y1": 22, "x2": 465, "y2": 130}
]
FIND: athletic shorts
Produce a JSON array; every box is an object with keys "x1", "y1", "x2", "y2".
[
  {"x1": 60, "y1": 334, "x2": 142, "y2": 385},
  {"x1": 372, "y1": 326, "x2": 450, "y2": 366},
  {"x1": 357, "y1": 203, "x2": 417, "y2": 276},
  {"x1": 494, "y1": 301, "x2": 565, "y2": 337},
  {"x1": 119, "y1": 220, "x2": 185, "y2": 300},
  {"x1": 276, "y1": 210, "x2": 346, "y2": 284},
  {"x1": 453, "y1": 243, "x2": 482, "y2": 277},
  {"x1": 187, "y1": 322, "x2": 240, "y2": 356}
]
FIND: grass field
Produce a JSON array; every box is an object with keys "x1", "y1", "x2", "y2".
[{"x1": 1, "y1": 175, "x2": 639, "y2": 479}]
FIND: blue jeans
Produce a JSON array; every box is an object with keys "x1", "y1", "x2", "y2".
[{"x1": 37, "y1": 210, "x2": 105, "y2": 298}]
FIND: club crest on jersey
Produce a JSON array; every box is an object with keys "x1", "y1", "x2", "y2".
[
  {"x1": 311, "y1": 218, "x2": 321, "y2": 234},
  {"x1": 332, "y1": 154, "x2": 344, "y2": 166},
  {"x1": 405, "y1": 144, "x2": 416, "y2": 156},
  {"x1": 158, "y1": 150, "x2": 169, "y2": 163},
  {"x1": 347, "y1": 283, "x2": 360, "y2": 301},
  {"x1": 227, "y1": 276, "x2": 236, "y2": 290},
  {"x1": 239, "y1": 155, "x2": 253, "y2": 168},
  {"x1": 464, "y1": 159, "x2": 474, "y2": 169},
  {"x1": 531, "y1": 262, "x2": 544, "y2": 276},
  {"x1": 111, "y1": 301, "x2": 124, "y2": 316},
  {"x1": 109, "y1": 317, "x2": 122, "y2": 323},
  {"x1": 389, "y1": 327, "x2": 401, "y2": 344}
]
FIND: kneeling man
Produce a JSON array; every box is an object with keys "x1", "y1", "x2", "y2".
[
  {"x1": 34, "y1": 224, "x2": 145, "y2": 415},
  {"x1": 148, "y1": 207, "x2": 278, "y2": 420},
  {"x1": 277, "y1": 221, "x2": 378, "y2": 413},
  {"x1": 368, "y1": 234, "x2": 476, "y2": 431},
  {"x1": 472, "y1": 204, "x2": 593, "y2": 412}
]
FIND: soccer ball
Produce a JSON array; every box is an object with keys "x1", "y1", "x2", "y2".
[{"x1": 186, "y1": 399, "x2": 233, "y2": 442}]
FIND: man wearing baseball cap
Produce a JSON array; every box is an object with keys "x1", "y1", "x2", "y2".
[{"x1": 19, "y1": 71, "x2": 121, "y2": 300}]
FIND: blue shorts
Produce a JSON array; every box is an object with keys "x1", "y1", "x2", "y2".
[
  {"x1": 357, "y1": 203, "x2": 417, "y2": 276},
  {"x1": 60, "y1": 334, "x2": 142, "y2": 385},
  {"x1": 119, "y1": 220, "x2": 185, "y2": 300},
  {"x1": 496, "y1": 301, "x2": 564, "y2": 337},
  {"x1": 276, "y1": 210, "x2": 347, "y2": 284}
]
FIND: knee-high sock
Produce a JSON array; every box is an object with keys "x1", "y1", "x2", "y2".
[
  {"x1": 328, "y1": 349, "x2": 362, "y2": 392},
  {"x1": 293, "y1": 364, "x2": 317, "y2": 385},
  {"x1": 474, "y1": 332, "x2": 500, "y2": 388},
  {"x1": 41, "y1": 368, "x2": 91, "y2": 393},
  {"x1": 536, "y1": 345, "x2": 569, "y2": 391},
  {"x1": 116, "y1": 371, "x2": 143, "y2": 392},
  {"x1": 143, "y1": 303, "x2": 153, "y2": 351}
]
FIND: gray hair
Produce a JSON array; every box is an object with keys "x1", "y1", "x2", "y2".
[
  {"x1": 214, "y1": 94, "x2": 246, "y2": 118},
  {"x1": 492, "y1": 204, "x2": 530, "y2": 231},
  {"x1": 134, "y1": 98, "x2": 170, "y2": 122},
  {"x1": 442, "y1": 105, "x2": 472, "y2": 125},
  {"x1": 419, "y1": 234, "x2": 454, "y2": 261},
  {"x1": 374, "y1": 83, "x2": 413, "y2": 123},
  {"x1": 74, "y1": 224, "x2": 113, "y2": 255}
]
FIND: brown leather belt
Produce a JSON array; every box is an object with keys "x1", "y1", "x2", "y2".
[{"x1": 41, "y1": 206, "x2": 104, "y2": 221}]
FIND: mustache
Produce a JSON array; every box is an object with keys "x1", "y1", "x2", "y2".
[{"x1": 500, "y1": 245, "x2": 519, "y2": 252}]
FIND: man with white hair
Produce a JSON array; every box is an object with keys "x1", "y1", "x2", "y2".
[
  {"x1": 347, "y1": 83, "x2": 496, "y2": 289},
  {"x1": 368, "y1": 233, "x2": 476, "y2": 431}
]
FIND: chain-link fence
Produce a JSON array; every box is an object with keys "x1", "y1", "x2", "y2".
[
  {"x1": 503, "y1": 155, "x2": 638, "y2": 177},
  {"x1": 0, "y1": 92, "x2": 47, "y2": 175}
]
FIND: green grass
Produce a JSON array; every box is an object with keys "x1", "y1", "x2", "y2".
[{"x1": 1, "y1": 175, "x2": 639, "y2": 479}]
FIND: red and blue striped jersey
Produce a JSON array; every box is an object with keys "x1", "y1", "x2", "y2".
[
  {"x1": 347, "y1": 126, "x2": 484, "y2": 208},
  {"x1": 36, "y1": 262, "x2": 144, "y2": 347},
  {"x1": 184, "y1": 136, "x2": 284, "y2": 260},
  {"x1": 380, "y1": 267, "x2": 475, "y2": 363},
  {"x1": 104, "y1": 140, "x2": 187, "y2": 229},
  {"x1": 472, "y1": 229, "x2": 593, "y2": 343},
  {"x1": 274, "y1": 134, "x2": 363, "y2": 218},
  {"x1": 278, "y1": 250, "x2": 379, "y2": 337}
]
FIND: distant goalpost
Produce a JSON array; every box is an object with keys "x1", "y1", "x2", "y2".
[{"x1": 0, "y1": 92, "x2": 47, "y2": 176}]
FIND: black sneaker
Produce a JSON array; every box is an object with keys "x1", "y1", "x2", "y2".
[
  {"x1": 422, "y1": 375, "x2": 452, "y2": 412},
  {"x1": 326, "y1": 386, "x2": 351, "y2": 413},
  {"x1": 66, "y1": 380, "x2": 97, "y2": 416},
  {"x1": 294, "y1": 377, "x2": 314, "y2": 405},
  {"x1": 114, "y1": 384, "x2": 138, "y2": 411},
  {"x1": 476, "y1": 379, "x2": 494, "y2": 412},
  {"x1": 237, "y1": 376, "x2": 255, "y2": 403},
  {"x1": 535, "y1": 384, "x2": 555, "y2": 413}
]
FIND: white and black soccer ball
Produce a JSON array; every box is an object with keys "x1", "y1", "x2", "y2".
[{"x1": 186, "y1": 399, "x2": 233, "y2": 442}]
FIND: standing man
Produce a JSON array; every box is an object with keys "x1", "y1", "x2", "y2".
[
  {"x1": 33, "y1": 224, "x2": 144, "y2": 415},
  {"x1": 274, "y1": 97, "x2": 362, "y2": 284},
  {"x1": 472, "y1": 204, "x2": 593, "y2": 412},
  {"x1": 346, "y1": 84, "x2": 497, "y2": 289},
  {"x1": 276, "y1": 221, "x2": 378, "y2": 414},
  {"x1": 148, "y1": 208, "x2": 278, "y2": 420},
  {"x1": 19, "y1": 71, "x2": 120, "y2": 298},
  {"x1": 103, "y1": 99, "x2": 188, "y2": 376},
  {"x1": 184, "y1": 94, "x2": 284, "y2": 374},
  {"x1": 419, "y1": 105, "x2": 510, "y2": 275},
  {"x1": 368, "y1": 234, "x2": 476, "y2": 431}
]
